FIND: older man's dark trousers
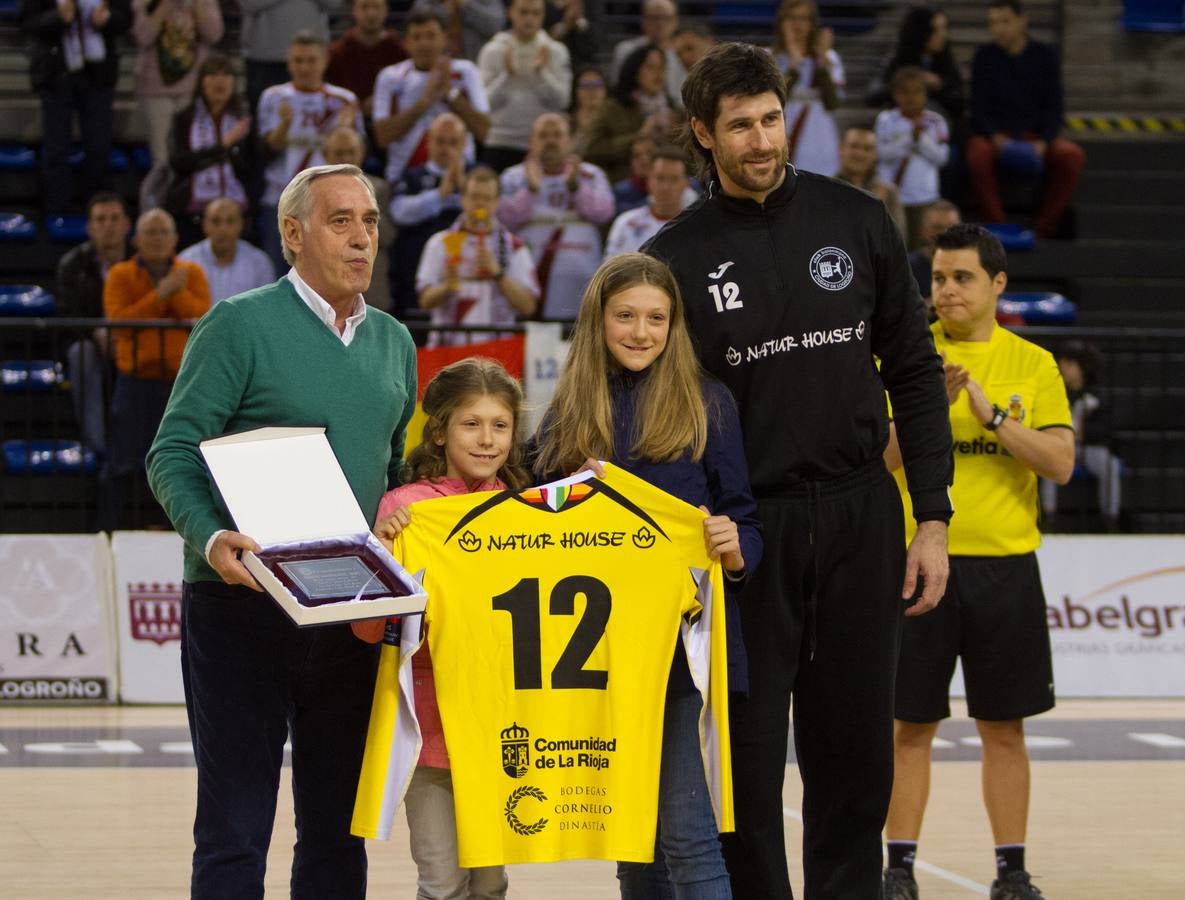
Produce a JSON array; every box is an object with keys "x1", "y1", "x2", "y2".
[
  {"x1": 722, "y1": 462, "x2": 907, "y2": 900},
  {"x1": 181, "y1": 581, "x2": 380, "y2": 900}
]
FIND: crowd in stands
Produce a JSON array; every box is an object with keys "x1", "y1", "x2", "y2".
[{"x1": 13, "y1": 0, "x2": 1094, "y2": 527}]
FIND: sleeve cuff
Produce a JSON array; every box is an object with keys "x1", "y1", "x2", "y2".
[
  {"x1": 204, "y1": 529, "x2": 227, "y2": 566},
  {"x1": 910, "y1": 489, "x2": 953, "y2": 524}
]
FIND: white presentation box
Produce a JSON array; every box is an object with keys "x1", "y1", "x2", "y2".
[{"x1": 200, "y1": 426, "x2": 427, "y2": 627}]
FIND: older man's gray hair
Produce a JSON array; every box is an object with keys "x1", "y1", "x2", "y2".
[{"x1": 277, "y1": 164, "x2": 377, "y2": 266}]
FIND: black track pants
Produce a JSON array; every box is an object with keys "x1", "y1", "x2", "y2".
[{"x1": 723, "y1": 461, "x2": 907, "y2": 900}]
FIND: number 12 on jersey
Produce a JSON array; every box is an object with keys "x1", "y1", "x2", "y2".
[{"x1": 492, "y1": 576, "x2": 611, "y2": 691}]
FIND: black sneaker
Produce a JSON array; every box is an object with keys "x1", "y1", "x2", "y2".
[
  {"x1": 990, "y1": 870, "x2": 1045, "y2": 899},
  {"x1": 883, "y1": 867, "x2": 919, "y2": 900}
]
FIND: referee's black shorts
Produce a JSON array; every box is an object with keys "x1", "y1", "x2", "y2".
[{"x1": 895, "y1": 552, "x2": 1055, "y2": 723}]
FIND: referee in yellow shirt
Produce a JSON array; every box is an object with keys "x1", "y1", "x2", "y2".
[{"x1": 881, "y1": 223, "x2": 1075, "y2": 900}]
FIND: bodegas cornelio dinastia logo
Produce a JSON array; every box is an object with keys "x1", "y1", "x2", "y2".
[{"x1": 501, "y1": 723, "x2": 548, "y2": 836}]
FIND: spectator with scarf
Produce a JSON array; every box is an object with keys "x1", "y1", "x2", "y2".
[
  {"x1": 582, "y1": 42, "x2": 678, "y2": 183},
  {"x1": 770, "y1": 0, "x2": 844, "y2": 176},
  {"x1": 132, "y1": 0, "x2": 223, "y2": 171},
  {"x1": 165, "y1": 51, "x2": 252, "y2": 246},
  {"x1": 498, "y1": 111, "x2": 614, "y2": 319},
  {"x1": 20, "y1": 0, "x2": 131, "y2": 216},
  {"x1": 417, "y1": 165, "x2": 538, "y2": 346}
]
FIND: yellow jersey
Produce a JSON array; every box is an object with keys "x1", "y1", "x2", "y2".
[
  {"x1": 351, "y1": 463, "x2": 733, "y2": 866},
  {"x1": 895, "y1": 323, "x2": 1072, "y2": 555}
]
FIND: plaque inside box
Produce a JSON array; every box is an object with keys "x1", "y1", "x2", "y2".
[{"x1": 256, "y1": 533, "x2": 413, "y2": 609}]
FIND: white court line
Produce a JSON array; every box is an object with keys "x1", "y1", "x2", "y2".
[
  {"x1": 782, "y1": 806, "x2": 991, "y2": 896},
  {"x1": 1129, "y1": 732, "x2": 1185, "y2": 749}
]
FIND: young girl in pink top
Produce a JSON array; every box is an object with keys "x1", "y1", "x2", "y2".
[{"x1": 355, "y1": 356, "x2": 530, "y2": 899}]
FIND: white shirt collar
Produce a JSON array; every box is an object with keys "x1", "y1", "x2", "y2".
[{"x1": 287, "y1": 268, "x2": 368, "y2": 346}]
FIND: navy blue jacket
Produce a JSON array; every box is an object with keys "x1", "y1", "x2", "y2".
[
  {"x1": 537, "y1": 368, "x2": 762, "y2": 693},
  {"x1": 971, "y1": 40, "x2": 1064, "y2": 143}
]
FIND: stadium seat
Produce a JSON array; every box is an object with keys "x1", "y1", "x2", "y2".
[
  {"x1": 2, "y1": 439, "x2": 98, "y2": 473},
  {"x1": 1122, "y1": 0, "x2": 1185, "y2": 31},
  {"x1": 0, "y1": 145, "x2": 35, "y2": 170},
  {"x1": 48, "y1": 215, "x2": 88, "y2": 242},
  {"x1": 0, "y1": 212, "x2": 37, "y2": 241},
  {"x1": 1, "y1": 360, "x2": 62, "y2": 392},
  {"x1": 997, "y1": 291, "x2": 1077, "y2": 324},
  {"x1": 131, "y1": 145, "x2": 154, "y2": 171},
  {"x1": 984, "y1": 222, "x2": 1036, "y2": 251},
  {"x1": 0, "y1": 284, "x2": 55, "y2": 315},
  {"x1": 67, "y1": 146, "x2": 129, "y2": 172}
]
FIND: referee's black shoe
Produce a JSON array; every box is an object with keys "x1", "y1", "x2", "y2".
[
  {"x1": 882, "y1": 867, "x2": 919, "y2": 900},
  {"x1": 990, "y1": 870, "x2": 1045, "y2": 899}
]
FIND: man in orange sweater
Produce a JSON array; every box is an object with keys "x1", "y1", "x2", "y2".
[{"x1": 100, "y1": 207, "x2": 210, "y2": 530}]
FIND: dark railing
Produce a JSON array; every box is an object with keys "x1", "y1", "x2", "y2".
[{"x1": 1, "y1": 318, "x2": 1181, "y2": 534}]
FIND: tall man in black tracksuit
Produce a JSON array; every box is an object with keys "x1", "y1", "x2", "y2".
[{"x1": 645, "y1": 43, "x2": 954, "y2": 899}]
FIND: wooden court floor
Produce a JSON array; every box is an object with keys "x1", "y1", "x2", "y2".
[{"x1": 1, "y1": 699, "x2": 1182, "y2": 898}]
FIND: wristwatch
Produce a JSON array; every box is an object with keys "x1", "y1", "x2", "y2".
[{"x1": 983, "y1": 404, "x2": 1008, "y2": 431}]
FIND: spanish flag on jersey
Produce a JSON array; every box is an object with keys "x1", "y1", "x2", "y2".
[{"x1": 351, "y1": 464, "x2": 733, "y2": 865}]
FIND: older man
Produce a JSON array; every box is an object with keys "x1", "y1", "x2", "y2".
[
  {"x1": 147, "y1": 165, "x2": 417, "y2": 898},
  {"x1": 497, "y1": 112, "x2": 614, "y2": 318},
  {"x1": 101, "y1": 208, "x2": 210, "y2": 531},
  {"x1": 179, "y1": 198, "x2": 275, "y2": 304}
]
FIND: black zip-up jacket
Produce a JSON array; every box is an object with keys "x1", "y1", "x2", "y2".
[{"x1": 645, "y1": 165, "x2": 953, "y2": 523}]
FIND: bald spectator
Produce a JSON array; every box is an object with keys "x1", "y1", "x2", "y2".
[
  {"x1": 908, "y1": 200, "x2": 961, "y2": 304},
  {"x1": 478, "y1": 0, "x2": 572, "y2": 172},
  {"x1": 498, "y1": 112, "x2": 614, "y2": 318},
  {"x1": 836, "y1": 125, "x2": 907, "y2": 238},
  {"x1": 390, "y1": 112, "x2": 469, "y2": 321},
  {"x1": 257, "y1": 31, "x2": 364, "y2": 270},
  {"x1": 604, "y1": 144, "x2": 692, "y2": 257},
  {"x1": 413, "y1": 0, "x2": 505, "y2": 61},
  {"x1": 101, "y1": 208, "x2": 210, "y2": 530},
  {"x1": 372, "y1": 7, "x2": 490, "y2": 184},
  {"x1": 611, "y1": 0, "x2": 685, "y2": 107},
  {"x1": 322, "y1": 126, "x2": 396, "y2": 310},
  {"x1": 179, "y1": 199, "x2": 276, "y2": 304},
  {"x1": 325, "y1": 0, "x2": 407, "y2": 119}
]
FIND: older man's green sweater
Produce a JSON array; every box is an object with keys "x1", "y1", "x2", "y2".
[{"x1": 147, "y1": 278, "x2": 417, "y2": 583}]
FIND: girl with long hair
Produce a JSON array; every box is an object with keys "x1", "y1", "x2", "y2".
[
  {"x1": 535, "y1": 252, "x2": 761, "y2": 899},
  {"x1": 355, "y1": 356, "x2": 530, "y2": 899}
]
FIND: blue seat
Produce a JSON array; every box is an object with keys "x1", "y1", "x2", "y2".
[
  {"x1": 0, "y1": 284, "x2": 55, "y2": 315},
  {"x1": 67, "y1": 145, "x2": 129, "y2": 171},
  {"x1": 1123, "y1": 0, "x2": 1185, "y2": 31},
  {"x1": 0, "y1": 144, "x2": 35, "y2": 169},
  {"x1": 131, "y1": 144, "x2": 154, "y2": 171},
  {"x1": 48, "y1": 215, "x2": 88, "y2": 242},
  {"x1": 998, "y1": 291, "x2": 1077, "y2": 325},
  {"x1": 983, "y1": 222, "x2": 1035, "y2": 251},
  {"x1": 3, "y1": 439, "x2": 98, "y2": 473},
  {"x1": 1, "y1": 360, "x2": 62, "y2": 392},
  {"x1": 0, "y1": 212, "x2": 37, "y2": 241}
]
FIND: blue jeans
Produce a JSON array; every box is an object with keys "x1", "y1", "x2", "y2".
[
  {"x1": 181, "y1": 581, "x2": 380, "y2": 899},
  {"x1": 617, "y1": 690, "x2": 732, "y2": 900},
  {"x1": 66, "y1": 338, "x2": 107, "y2": 454}
]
